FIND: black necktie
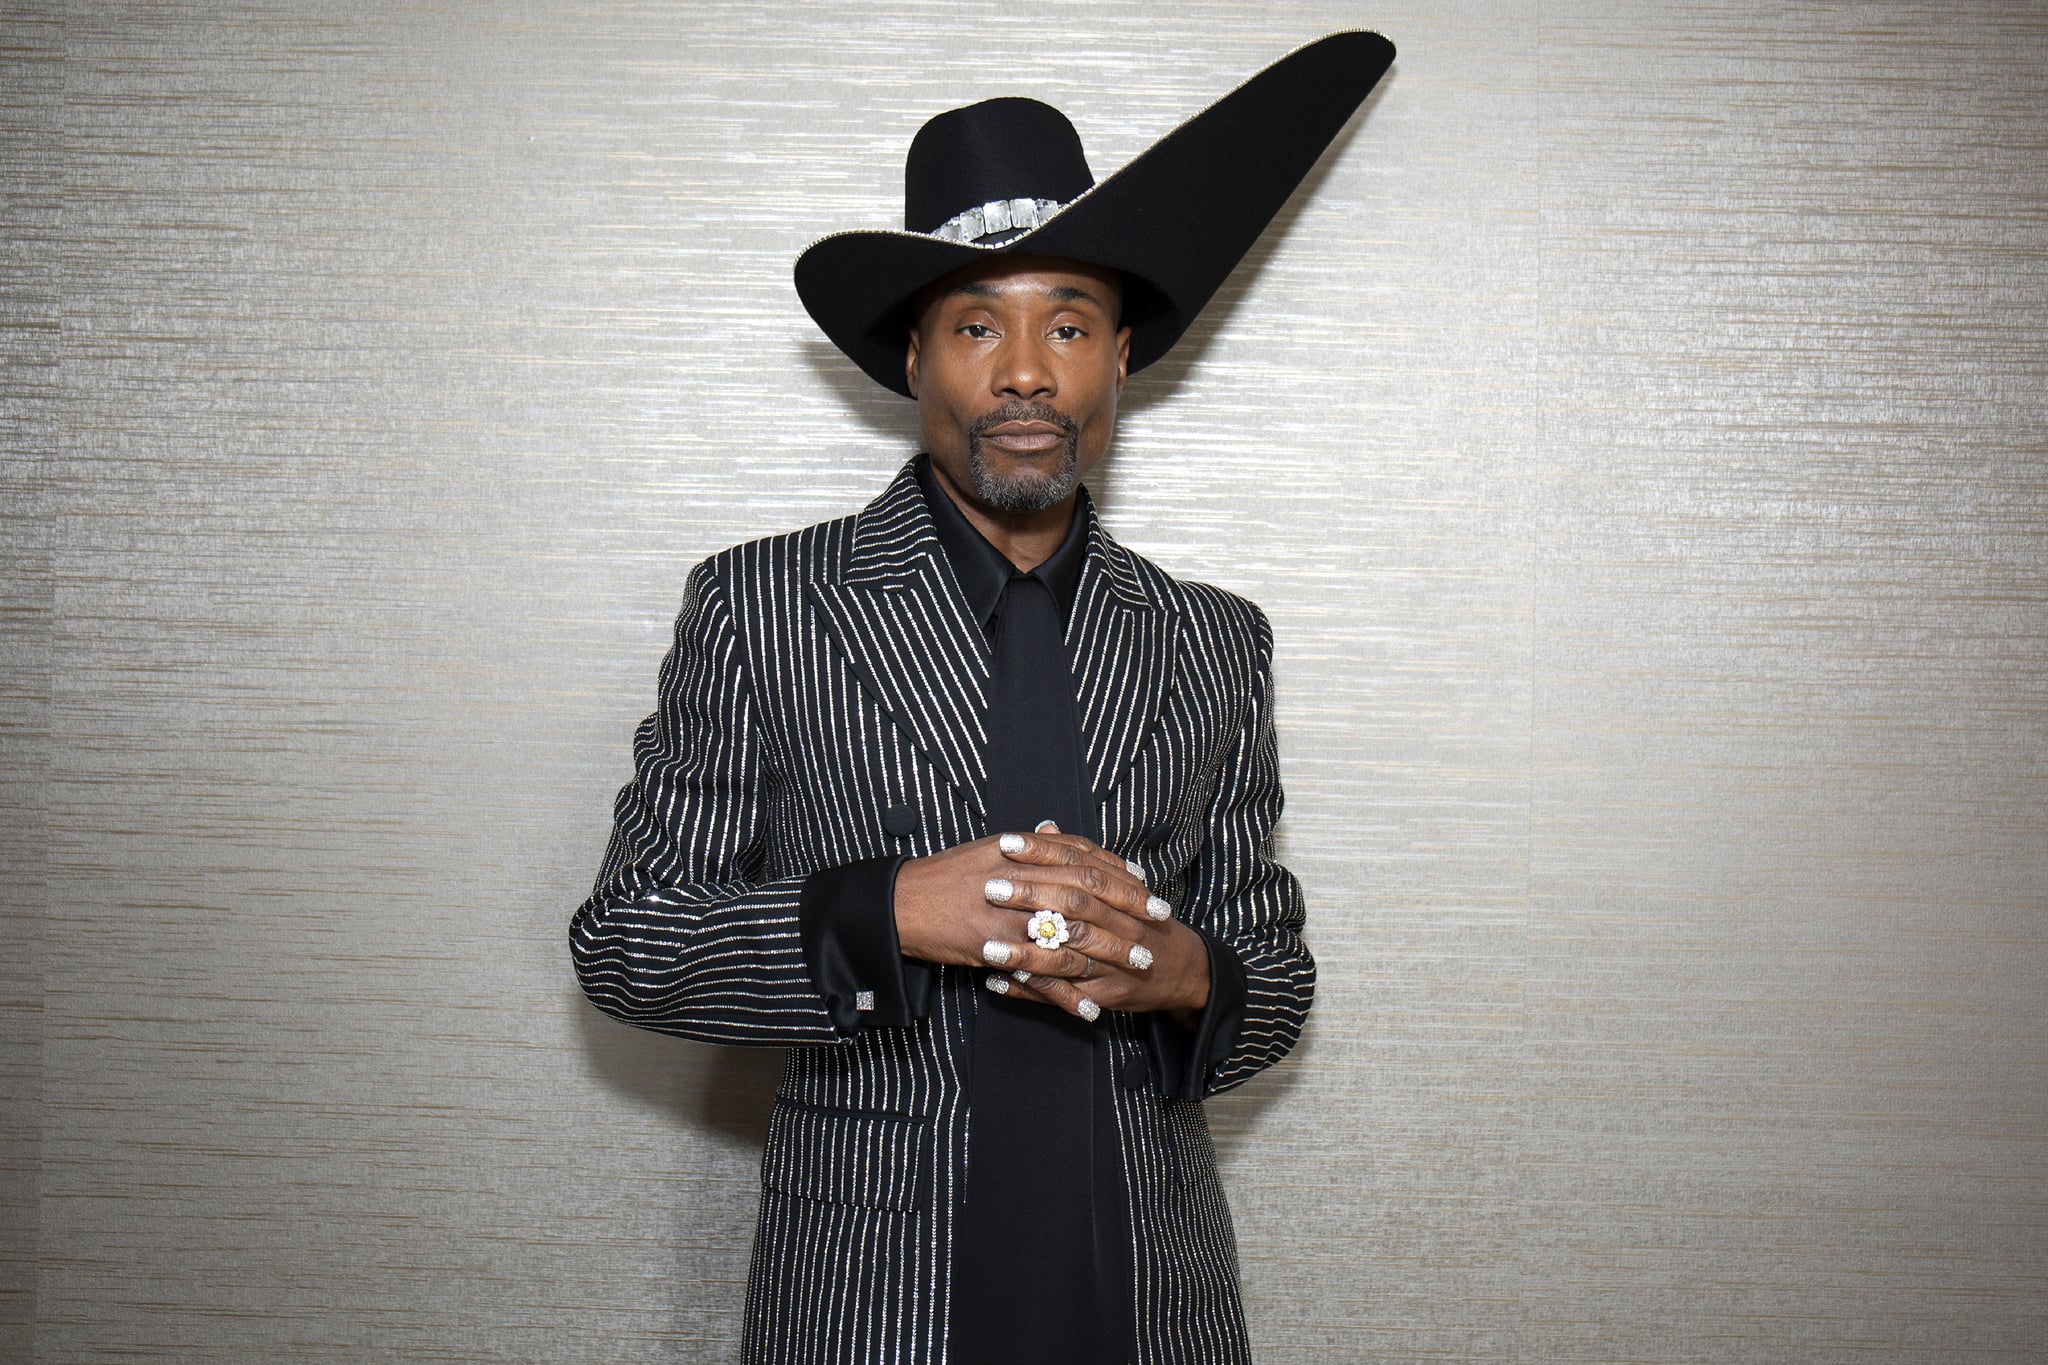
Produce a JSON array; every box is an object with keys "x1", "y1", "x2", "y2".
[{"x1": 949, "y1": 571, "x2": 1120, "y2": 1363}]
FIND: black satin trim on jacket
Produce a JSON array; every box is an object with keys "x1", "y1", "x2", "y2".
[
  {"x1": 1147, "y1": 929, "x2": 1249, "y2": 1100},
  {"x1": 798, "y1": 855, "x2": 933, "y2": 1031}
]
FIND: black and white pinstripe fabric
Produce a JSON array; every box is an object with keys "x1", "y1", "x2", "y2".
[{"x1": 572, "y1": 462, "x2": 1313, "y2": 1364}]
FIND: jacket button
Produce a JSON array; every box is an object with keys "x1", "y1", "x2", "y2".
[
  {"x1": 881, "y1": 804, "x2": 918, "y2": 838},
  {"x1": 1120, "y1": 1055, "x2": 1150, "y2": 1091}
]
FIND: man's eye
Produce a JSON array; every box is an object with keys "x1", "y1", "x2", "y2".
[
  {"x1": 960, "y1": 323, "x2": 996, "y2": 339},
  {"x1": 1050, "y1": 326, "x2": 1085, "y2": 341}
]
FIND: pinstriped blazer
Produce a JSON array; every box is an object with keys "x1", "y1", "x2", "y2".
[{"x1": 571, "y1": 461, "x2": 1312, "y2": 1364}]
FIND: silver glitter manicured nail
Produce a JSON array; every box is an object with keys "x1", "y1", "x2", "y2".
[
  {"x1": 985, "y1": 974, "x2": 1010, "y2": 995},
  {"x1": 1125, "y1": 858, "x2": 1147, "y2": 883},
  {"x1": 1076, "y1": 998, "x2": 1101, "y2": 1023},
  {"x1": 1035, "y1": 820, "x2": 1060, "y2": 833},
  {"x1": 1127, "y1": 944, "x2": 1154, "y2": 971},
  {"x1": 1145, "y1": 895, "x2": 1173, "y2": 921},
  {"x1": 1011, "y1": 969, "x2": 1032, "y2": 982},
  {"x1": 983, "y1": 877, "x2": 1015, "y2": 905},
  {"x1": 999, "y1": 833, "x2": 1027, "y2": 855},
  {"x1": 981, "y1": 939, "x2": 1013, "y2": 967}
]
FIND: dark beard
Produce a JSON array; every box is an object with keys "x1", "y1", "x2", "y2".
[{"x1": 966, "y1": 401, "x2": 1082, "y2": 513}]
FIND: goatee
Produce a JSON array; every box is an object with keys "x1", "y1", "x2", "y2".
[{"x1": 966, "y1": 402, "x2": 1082, "y2": 513}]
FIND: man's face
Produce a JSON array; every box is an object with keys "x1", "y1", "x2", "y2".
[{"x1": 905, "y1": 255, "x2": 1131, "y2": 521}]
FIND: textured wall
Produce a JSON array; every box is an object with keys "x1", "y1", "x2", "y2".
[{"x1": 6, "y1": 1, "x2": 2045, "y2": 1360}]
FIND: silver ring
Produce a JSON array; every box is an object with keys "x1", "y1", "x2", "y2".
[{"x1": 1077, "y1": 956, "x2": 1096, "y2": 980}]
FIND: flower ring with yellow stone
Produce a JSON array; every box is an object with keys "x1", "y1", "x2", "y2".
[{"x1": 1024, "y1": 909, "x2": 1070, "y2": 950}]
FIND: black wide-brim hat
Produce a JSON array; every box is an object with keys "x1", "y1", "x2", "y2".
[{"x1": 794, "y1": 30, "x2": 1396, "y2": 398}]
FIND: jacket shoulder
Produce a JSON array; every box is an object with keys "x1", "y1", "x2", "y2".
[
  {"x1": 690, "y1": 508, "x2": 862, "y2": 595},
  {"x1": 691, "y1": 462, "x2": 925, "y2": 594},
  {"x1": 1111, "y1": 539, "x2": 1275, "y2": 655}
]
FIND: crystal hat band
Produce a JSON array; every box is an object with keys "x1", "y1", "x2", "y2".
[{"x1": 930, "y1": 196, "x2": 1064, "y2": 245}]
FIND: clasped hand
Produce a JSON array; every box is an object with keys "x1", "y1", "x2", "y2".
[{"x1": 893, "y1": 823, "x2": 1210, "y2": 1023}]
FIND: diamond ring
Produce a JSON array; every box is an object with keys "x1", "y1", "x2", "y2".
[{"x1": 1024, "y1": 909, "x2": 1070, "y2": 950}]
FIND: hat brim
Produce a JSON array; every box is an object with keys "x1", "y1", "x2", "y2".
[{"x1": 794, "y1": 30, "x2": 1396, "y2": 398}]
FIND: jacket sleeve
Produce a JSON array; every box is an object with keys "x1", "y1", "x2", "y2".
[
  {"x1": 570, "y1": 557, "x2": 845, "y2": 1047},
  {"x1": 1174, "y1": 604, "x2": 1314, "y2": 1097}
]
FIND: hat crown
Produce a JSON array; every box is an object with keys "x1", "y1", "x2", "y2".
[{"x1": 903, "y1": 97, "x2": 1095, "y2": 235}]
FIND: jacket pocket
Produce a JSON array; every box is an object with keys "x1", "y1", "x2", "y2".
[{"x1": 760, "y1": 1100, "x2": 931, "y2": 1212}]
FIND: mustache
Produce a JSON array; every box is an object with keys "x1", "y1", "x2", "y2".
[{"x1": 967, "y1": 401, "x2": 1079, "y2": 441}]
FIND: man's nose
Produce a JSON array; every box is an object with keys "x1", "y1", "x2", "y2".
[{"x1": 992, "y1": 334, "x2": 1055, "y2": 398}]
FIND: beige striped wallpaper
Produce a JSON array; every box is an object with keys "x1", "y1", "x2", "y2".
[{"x1": 5, "y1": 1, "x2": 2044, "y2": 1359}]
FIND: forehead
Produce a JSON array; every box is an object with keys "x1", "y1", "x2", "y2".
[{"x1": 915, "y1": 254, "x2": 1123, "y2": 316}]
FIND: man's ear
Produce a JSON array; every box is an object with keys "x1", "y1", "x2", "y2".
[
  {"x1": 904, "y1": 325, "x2": 921, "y2": 399},
  {"x1": 1114, "y1": 325, "x2": 1132, "y2": 393}
]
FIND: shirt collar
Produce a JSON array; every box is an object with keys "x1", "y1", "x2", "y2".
[{"x1": 914, "y1": 453, "x2": 1089, "y2": 630}]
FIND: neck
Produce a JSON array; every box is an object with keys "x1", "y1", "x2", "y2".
[{"x1": 928, "y1": 461, "x2": 1077, "y2": 573}]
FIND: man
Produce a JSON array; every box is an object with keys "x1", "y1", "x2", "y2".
[{"x1": 572, "y1": 31, "x2": 1394, "y2": 1365}]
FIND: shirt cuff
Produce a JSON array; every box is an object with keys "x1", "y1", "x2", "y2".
[
  {"x1": 1146, "y1": 928, "x2": 1248, "y2": 1100},
  {"x1": 798, "y1": 856, "x2": 934, "y2": 1033}
]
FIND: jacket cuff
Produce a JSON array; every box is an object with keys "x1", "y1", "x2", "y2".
[
  {"x1": 1146, "y1": 928, "x2": 1249, "y2": 1100},
  {"x1": 798, "y1": 855, "x2": 933, "y2": 1033}
]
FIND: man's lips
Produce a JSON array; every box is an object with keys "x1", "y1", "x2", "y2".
[{"x1": 977, "y1": 420, "x2": 1068, "y2": 453}]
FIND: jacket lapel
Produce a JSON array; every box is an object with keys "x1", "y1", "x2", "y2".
[
  {"x1": 1066, "y1": 508, "x2": 1179, "y2": 804},
  {"x1": 807, "y1": 464, "x2": 1179, "y2": 819},
  {"x1": 806, "y1": 465, "x2": 992, "y2": 817}
]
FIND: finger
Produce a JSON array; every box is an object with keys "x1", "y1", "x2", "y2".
[
  {"x1": 983, "y1": 971, "x2": 1104, "y2": 1021},
  {"x1": 1059, "y1": 915, "x2": 1154, "y2": 972},
  {"x1": 985, "y1": 971, "x2": 1028, "y2": 999},
  {"x1": 987, "y1": 862, "x2": 1171, "y2": 930},
  {"x1": 977, "y1": 918, "x2": 1095, "y2": 974},
  {"x1": 1001, "y1": 969, "x2": 1102, "y2": 1023},
  {"x1": 975, "y1": 909, "x2": 1126, "y2": 980},
  {"x1": 990, "y1": 861, "x2": 1139, "y2": 919},
  {"x1": 999, "y1": 831, "x2": 1160, "y2": 904},
  {"x1": 1004, "y1": 900, "x2": 1150, "y2": 976},
  {"x1": 1044, "y1": 829, "x2": 1148, "y2": 885},
  {"x1": 983, "y1": 969, "x2": 1061, "y2": 1007},
  {"x1": 998, "y1": 829, "x2": 1135, "y2": 884}
]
